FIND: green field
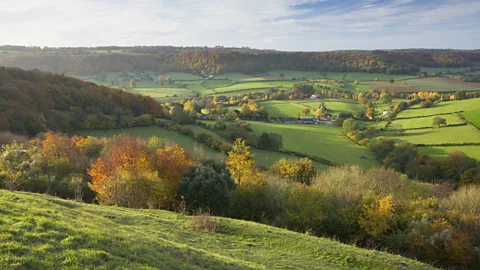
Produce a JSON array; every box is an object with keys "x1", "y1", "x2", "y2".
[
  {"x1": 0, "y1": 191, "x2": 433, "y2": 269},
  {"x1": 246, "y1": 121, "x2": 379, "y2": 168},
  {"x1": 259, "y1": 101, "x2": 313, "y2": 118},
  {"x1": 216, "y1": 72, "x2": 253, "y2": 81},
  {"x1": 420, "y1": 145, "x2": 480, "y2": 161},
  {"x1": 298, "y1": 100, "x2": 365, "y2": 116},
  {"x1": 163, "y1": 72, "x2": 203, "y2": 81},
  {"x1": 211, "y1": 82, "x2": 277, "y2": 93},
  {"x1": 390, "y1": 114, "x2": 465, "y2": 129},
  {"x1": 202, "y1": 79, "x2": 233, "y2": 88},
  {"x1": 344, "y1": 73, "x2": 416, "y2": 82},
  {"x1": 384, "y1": 125, "x2": 480, "y2": 145},
  {"x1": 397, "y1": 99, "x2": 480, "y2": 118},
  {"x1": 129, "y1": 87, "x2": 194, "y2": 99},
  {"x1": 187, "y1": 125, "x2": 329, "y2": 169},
  {"x1": 401, "y1": 78, "x2": 479, "y2": 92},
  {"x1": 460, "y1": 108, "x2": 480, "y2": 129},
  {"x1": 419, "y1": 67, "x2": 471, "y2": 76}
]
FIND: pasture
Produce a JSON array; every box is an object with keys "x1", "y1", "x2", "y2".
[
  {"x1": 401, "y1": 77, "x2": 480, "y2": 92},
  {"x1": 390, "y1": 114, "x2": 465, "y2": 129},
  {"x1": 246, "y1": 121, "x2": 379, "y2": 168},
  {"x1": 298, "y1": 99, "x2": 365, "y2": 116},
  {"x1": 187, "y1": 125, "x2": 328, "y2": 169},
  {"x1": 202, "y1": 79, "x2": 233, "y2": 88},
  {"x1": 397, "y1": 99, "x2": 480, "y2": 118},
  {"x1": 344, "y1": 72, "x2": 416, "y2": 82},
  {"x1": 259, "y1": 101, "x2": 313, "y2": 118},
  {"x1": 383, "y1": 125, "x2": 480, "y2": 145},
  {"x1": 460, "y1": 108, "x2": 480, "y2": 129},
  {"x1": 420, "y1": 145, "x2": 480, "y2": 161}
]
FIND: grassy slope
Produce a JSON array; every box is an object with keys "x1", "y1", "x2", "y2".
[
  {"x1": 397, "y1": 99, "x2": 480, "y2": 118},
  {"x1": 420, "y1": 145, "x2": 480, "y2": 161},
  {"x1": 0, "y1": 191, "x2": 435, "y2": 270},
  {"x1": 247, "y1": 121, "x2": 378, "y2": 168},
  {"x1": 383, "y1": 125, "x2": 480, "y2": 145}
]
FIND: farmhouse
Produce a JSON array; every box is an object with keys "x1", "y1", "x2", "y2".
[
  {"x1": 284, "y1": 118, "x2": 298, "y2": 124},
  {"x1": 382, "y1": 110, "x2": 393, "y2": 119},
  {"x1": 310, "y1": 94, "x2": 319, "y2": 100}
]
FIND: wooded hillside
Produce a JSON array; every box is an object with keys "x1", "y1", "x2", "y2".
[{"x1": 0, "y1": 67, "x2": 163, "y2": 135}]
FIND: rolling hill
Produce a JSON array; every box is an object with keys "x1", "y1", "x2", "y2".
[{"x1": 0, "y1": 190, "x2": 435, "y2": 269}]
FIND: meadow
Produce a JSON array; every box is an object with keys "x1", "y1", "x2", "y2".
[
  {"x1": 390, "y1": 114, "x2": 465, "y2": 129},
  {"x1": 246, "y1": 121, "x2": 379, "y2": 168},
  {"x1": 383, "y1": 125, "x2": 480, "y2": 145},
  {"x1": 420, "y1": 145, "x2": 480, "y2": 161},
  {"x1": 299, "y1": 100, "x2": 365, "y2": 116},
  {"x1": 460, "y1": 108, "x2": 480, "y2": 129},
  {"x1": 258, "y1": 101, "x2": 313, "y2": 118},
  {"x1": 0, "y1": 190, "x2": 434, "y2": 270},
  {"x1": 397, "y1": 99, "x2": 480, "y2": 118}
]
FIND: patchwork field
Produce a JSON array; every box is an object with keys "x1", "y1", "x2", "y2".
[
  {"x1": 401, "y1": 77, "x2": 480, "y2": 92},
  {"x1": 246, "y1": 121, "x2": 379, "y2": 168},
  {"x1": 298, "y1": 100, "x2": 365, "y2": 116},
  {"x1": 390, "y1": 114, "x2": 465, "y2": 129}
]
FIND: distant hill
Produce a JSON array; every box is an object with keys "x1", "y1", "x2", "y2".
[
  {"x1": 0, "y1": 190, "x2": 435, "y2": 269},
  {"x1": 1, "y1": 46, "x2": 479, "y2": 76},
  {"x1": 0, "y1": 66, "x2": 163, "y2": 135}
]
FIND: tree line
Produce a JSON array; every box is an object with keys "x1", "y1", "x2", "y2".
[{"x1": 2, "y1": 48, "x2": 479, "y2": 76}]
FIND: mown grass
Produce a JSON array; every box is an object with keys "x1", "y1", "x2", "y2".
[
  {"x1": 460, "y1": 108, "x2": 480, "y2": 129},
  {"x1": 213, "y1": 82, "x2": 276, "y2": 93},
  {"x1": 163, "y1": 72, "x2": 204, "y2": 81},
  {"x1": 420, "y1": 145, "x2": 480, "y2": 161},
  {"x1": 397, "y1": 99, "x2": 480, "y2": 118},
  {"x1": 383, "y1": 125, "x2": 480, "y2": 145},
  {"x1": 246, "y1": 121, "x2": 379, "y2": 168},
  {"x1": 202, "y1": 79, "x2": 233, "y2": 88},
  {"x1": 0, "y1": 190, "x2": 435, "y2": 270},
  {"x1": 390, "y1": 114, "x2": 464, "y2": 129},
  {"x1": 129, "y1": 87, "x2": 194, "y2": 99},
  {"x1": 216, "y1": 73, "x2": 253, "y2": 81}
]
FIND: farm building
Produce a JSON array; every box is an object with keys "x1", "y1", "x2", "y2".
[
  {"x1": 382, "y1": 110, "x2": 393, "y2": 119},
  {"x1": 284, "y1": 118, "x2": 298, "y2": 124},
  {"x1": 300, "y1": 116, "x2": 316, "y2": 124}
]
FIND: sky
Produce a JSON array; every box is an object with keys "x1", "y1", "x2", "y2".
[{"x1": 1, "y1": 0, "x2": 479, "y2": 51}]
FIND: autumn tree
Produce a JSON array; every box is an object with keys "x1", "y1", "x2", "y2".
[
  {"x1": 88, "y1": 136, "x2": 154, "y2": 207},
  {"x1": 391, "y1": 123, "x2": 405, "y2": 135},
  {"x1": 153, "y1": 144, "x2": 196, "y2": 209},
  {"x1": 301, "y1": 108, "x2": 311, "y2": 116},
  {"x1": 158, "y1": 75, "x2": 165, "y2": 85},
  {"x1": 130, "y1": 79, "x2": 136, "y2": 88},
  {"x1": 359, "y1": 195, "x2": 395, "y2": 238},
  {"x1": 315, "y1": 108, "x2": 324, "y2": 119},
  {"x1": 269, "y1": 158, "x2": 316, "y2": 185},
  {"x1": 226, "y1": 138, "x2": 260, "y2": 185}
]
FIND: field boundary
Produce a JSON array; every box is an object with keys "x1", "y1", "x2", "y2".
[
  {"x1": 386, "y1": 123, "x2": 467, "y2": 131},
  {"x1": 414, "y1": 142, "x2": 480, "y2": 147}
]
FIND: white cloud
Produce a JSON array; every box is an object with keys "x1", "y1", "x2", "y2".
[{"x1": 0, "y1": 0, "x2": 479, "y2": 50}]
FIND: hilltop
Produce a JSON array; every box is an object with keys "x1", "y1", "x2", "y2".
[{"x1": 0, "y1": 190, "x2": 435, "y2": 269}]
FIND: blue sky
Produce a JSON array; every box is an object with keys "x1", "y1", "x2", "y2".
[{"x1": 1, "y1": 0, "x2": 479, "y2": 51}]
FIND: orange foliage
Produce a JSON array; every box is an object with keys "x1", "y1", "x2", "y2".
[
  {"x1": 88, "y1": 136, "x2": 152, "y2": 204},
  {"x1": 154, "y1": 144, "x2": 196, "y2": 187}
]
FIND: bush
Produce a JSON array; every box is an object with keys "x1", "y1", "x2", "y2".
[
  {"x1": 190, "y1": 211, "x2": 217, "y2": 232},
  {"x1": 178, "y1": 165, "x2": 235, "y2": 215}
]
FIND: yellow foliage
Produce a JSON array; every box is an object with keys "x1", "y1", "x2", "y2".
[
  {"x1": 226, "y1": 138, "x2": 260, "y2": 185},
  {"x1": 359, "y1": 195, "x2": 395, "y2": 238}
]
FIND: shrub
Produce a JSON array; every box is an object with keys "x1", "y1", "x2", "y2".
[
  {"x1": 178, "y1": 165, "x2": 235, "y2": 215},
  {"x1": 269, "y1": 158, "x2": 316, "y2": 185},
  {"x1": 190, "y1": 211, "x2": 217, "y2": 232}
]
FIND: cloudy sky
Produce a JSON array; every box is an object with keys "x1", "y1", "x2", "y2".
[{"x1": 1, "y1": 0, "x2": 479, "y2": 51}]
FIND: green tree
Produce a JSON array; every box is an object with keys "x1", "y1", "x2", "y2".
[
  {"x1": 391, "y1": 123, "x2": 405, "y2": 135},
  {"x1": 301, "y1": 108, "x2": 311, "y2": 116},
  {"x1": 433, "y1": 117, "x2": 447, "y2": 127},
  {"x1": 178, "y1": 165, "x2": 235, "y2": 214},
  {"x1": 342, "y1": 118, "x2": 357, "y2": 134}
]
